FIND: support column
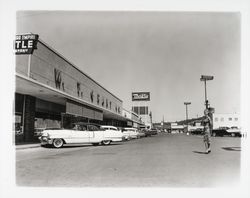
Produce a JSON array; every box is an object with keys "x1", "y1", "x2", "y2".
[{"x1": 23, "y1": 95, "x2": 36, "y2": 142}]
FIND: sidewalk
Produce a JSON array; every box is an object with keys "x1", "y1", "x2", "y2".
[{"x1": 15, "y1": 143, "x2": 41, "y2": 150}]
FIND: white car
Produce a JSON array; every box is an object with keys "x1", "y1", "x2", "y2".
[
  {"x1": 226, "y1": 126, "x2": 241, "y2": 137},
  {"x1": 39, "y1": 123, "x2": 124, "y2": 148},
  {"x1": 100, "y1": 125, "x2": 128, "y2": 140},
  {"x1": 122, "y1": 128, "x2": 139, "y2": 139}
]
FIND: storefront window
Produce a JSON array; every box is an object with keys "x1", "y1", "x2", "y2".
[{"x1": 14, "y1": 114, "x2": 23, "y2": 135}]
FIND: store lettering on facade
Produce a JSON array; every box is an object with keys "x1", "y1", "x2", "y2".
[
  {"x1": 90, "y1": 90, "x2": 94, "y2": 103},
  {"x1": 54, "y1": 68, "x2": 65, "y2": 91},
  {"x1": 97, "y1": 94, "x2": 100, "y2": 105}
]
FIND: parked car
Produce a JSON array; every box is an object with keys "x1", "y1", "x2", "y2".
[
  {"x1": 212, "y1": 127, "x2": 228, "y2": 137},
  {"x1": 121, "y1": 130, "x2": 132, "y2": 140},
  {"x1": 212, "y1": 126, "x2": 241, "y2": 137},
  {"x1": 212, "y1": 127, "x2": 241, "y2": 137},
  {"x1": 34, "y1": 128, "x2": 46, "y2": 137},
  {"x1": 100, "y1": 125, "x2": 128, "y2": 140},
  {"x1": 142, "y1": 128, "x2": 157, "y2": 137},
  {"x1": 149, "y1": 128, "x2": 158, "y2": 135},
  {"x1": 190, "y1": 128, "x2": 203, "y2": 135},
  {"x1": 137, "y1": 130, "x2": 146, "y2": 138},
  {"x1": 39, "y1": 122, "x2": 124, "y2": 148},
  {"x1": 122, "y1": 128, "x2": 139, "y2": 139},
  {"x1": 226, "y1": 126, "x2": 241, "y2": 137}
]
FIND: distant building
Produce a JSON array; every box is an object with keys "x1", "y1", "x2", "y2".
[
  {"x1": 132, "y1": 106, "x2": 152, "y2": 128},
  {"x1": 170, "y1": 122, "x2": 184, "y2": 133},
  {"x1": 153, "y1": 122, "x2": 171, "y2": 131},
  {"x1": 213, "y1": 113, "x2": 240, "y2": 129}
]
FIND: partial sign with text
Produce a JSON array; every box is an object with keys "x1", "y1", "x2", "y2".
[{"x1": 15, "y1": 34, "x2": 39, "y2": 55}]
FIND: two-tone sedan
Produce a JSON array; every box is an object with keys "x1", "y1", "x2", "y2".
[
  {"x1": 100, "y1": 125, "x2": 128, "y2": 140},
  {"x1": 39, "y1": 122, "x2": 124, "y2": 148},
  {"x1": 122, "y1": 128, "x2": 140, "y2": 139}
]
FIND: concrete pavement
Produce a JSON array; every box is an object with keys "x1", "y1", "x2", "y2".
[{"x1": 16, "y1": 133, "x2": 242, "y2": 187}]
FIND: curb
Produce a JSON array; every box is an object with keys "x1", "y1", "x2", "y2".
[{"x1": 16, "y1": 144, "x2": 41, "y2": 150}]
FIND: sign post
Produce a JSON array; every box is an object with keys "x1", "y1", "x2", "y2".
[{"x1": 200, "y1": 75, "x2": 214, "y2": 109}]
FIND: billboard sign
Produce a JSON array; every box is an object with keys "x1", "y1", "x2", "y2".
[
  {"x1": 200, "y1": 75, "x2": 214, "y2": 81},
  {"x1": 15, "y1": 34, "x2": 39, "y2": 55},
  {"x1": 132, "y1": 92, "x2": 150, "y2": 101}
]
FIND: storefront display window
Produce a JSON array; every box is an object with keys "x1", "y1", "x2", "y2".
[{"x1": 14, "y1": 114, "x2": 23, "y2": 135}]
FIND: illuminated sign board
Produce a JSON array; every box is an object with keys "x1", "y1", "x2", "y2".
[
  {"x1": 132, "y1": 92, "x2": 150, "y2": 101},
  {"x1": 14, "y1": 34, "x2": 39, "y2": 54}
]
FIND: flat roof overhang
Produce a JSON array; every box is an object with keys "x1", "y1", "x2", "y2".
[{"x1": 15, "y1": 73, "x2": 131, "y2": 122}]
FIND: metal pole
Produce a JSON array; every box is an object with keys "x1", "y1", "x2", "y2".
[
  {"x1": 201, "y1": 75, "x2": 213, "y2": 109},
  {"x1": 204, "y1": 80, "x2": 209, "y2": 109},
  {"x1": 185, "y1": 105, "x2": 188, "y2": 122},
  {"x1": 204, "y1": 80, "x2": 207, "y2": 102},
  {"x1": 27, "y1": 54, "x2": 32, "y2": 78},
  {"x1": 186, "y1": 105, "x2": 189, "y2": 133},
  {"x1": 22, "y1": 95, "x2": 26, "y2": 142},
  {"x1": 184, "y1": 102, "x2": 191, "y2": 134}
]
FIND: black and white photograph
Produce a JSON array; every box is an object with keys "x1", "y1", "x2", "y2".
[{"x1": 0, "y1": 0, "x2": 250, "y2": 198}]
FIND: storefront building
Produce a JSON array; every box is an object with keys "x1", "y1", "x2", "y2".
[{"x1": 14, "y1": 34, "x2": 142, "y2": 143}]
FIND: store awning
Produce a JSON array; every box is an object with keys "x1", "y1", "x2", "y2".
[{"x1": 66, "y1": 100, "x2": 103, "y2": 121}]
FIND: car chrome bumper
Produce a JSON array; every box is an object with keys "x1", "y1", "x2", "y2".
[
  {"x1": 39, "y1": 136, "x2": 53, "y2": 145},
  {"x1": 111, "y1": 137, "x2": 124, "y2": 142}
]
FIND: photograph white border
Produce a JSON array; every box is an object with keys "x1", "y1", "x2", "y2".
[{"x1": 0, "y1": 0, "x2": 249, "y2": 198}]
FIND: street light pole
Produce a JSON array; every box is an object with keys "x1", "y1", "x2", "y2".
[
  {"x1": 200, "y1": 75, "x2": 214, "y2": 109},
  {"x1": 184, "y1": 102, "x2": 191, "y2": 135}
]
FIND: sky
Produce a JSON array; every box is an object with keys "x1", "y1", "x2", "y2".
[{"x1": 16, "y1": 11, "x2": 241, "y2": 122}]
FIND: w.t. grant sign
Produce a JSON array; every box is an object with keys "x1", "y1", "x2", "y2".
[
  {"x1": 15, "y1": 34, "x2": 39, "y2": 54},
  {"x1": 132, "y1": 92, "x2": 150, "y2": 101}
]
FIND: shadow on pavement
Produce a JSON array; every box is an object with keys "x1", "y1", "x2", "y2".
[
  {"x1": 42, "y1": 144, "x2": 93, "y2": 149},
  {"x1": 43, "y1": 143, "x2": 124, "y2": 149},
  {"x1": 192, "y1": 151, "x2": 208, "y2": 154},
  {"x1": 221, "y1": 147, "x2": 241, "y2": 151}
]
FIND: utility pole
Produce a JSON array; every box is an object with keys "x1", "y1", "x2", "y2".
[{"x1": 184, "y1": 102, "x2": 191, "y2": 135}]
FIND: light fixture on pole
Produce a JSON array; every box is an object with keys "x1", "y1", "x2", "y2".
[
  {"x1": 184, "y1": 102, "x2": 191, "y2": 135},
  {"x1": 200, "y1": 75, "x2": 214, "y2": 109}
]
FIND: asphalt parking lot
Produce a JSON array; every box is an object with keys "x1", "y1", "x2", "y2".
[{"x1": 16, "y1": 133, "x2": 242, "y2": 187}]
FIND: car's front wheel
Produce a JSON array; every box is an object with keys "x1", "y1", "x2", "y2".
[
  {"x1": 53, "y1": 138, "x2": 64, "y2": 148},
  {"x1": 102, "y1": 140, "x2": 111, "y2": 145}
]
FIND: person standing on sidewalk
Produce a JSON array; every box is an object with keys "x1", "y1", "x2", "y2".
[{"x1": 202, "y1": 109, "x2": 212, "y2": 154}]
